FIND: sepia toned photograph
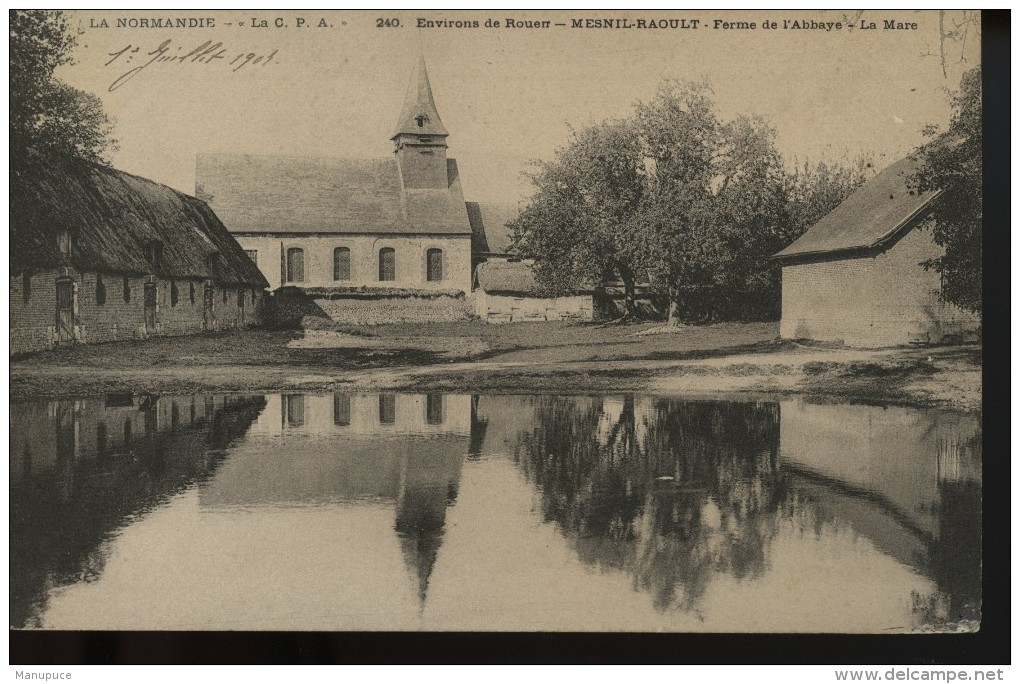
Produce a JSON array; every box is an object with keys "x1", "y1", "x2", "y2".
[{"x1": 10, "y1": 9, "x2": 986, "y2": 639}]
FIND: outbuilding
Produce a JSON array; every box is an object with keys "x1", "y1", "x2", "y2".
[
  {"x1": 10, "y1": 156, "x2": 269, "y2": 355},
  {"x1": 773, "y1": 153, "x2": 979, "y2": 347},
  {"x1": 473, "y1": 260, "x2": 593, "y2": 323}
]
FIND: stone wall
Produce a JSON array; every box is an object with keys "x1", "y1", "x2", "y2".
[
  {"x1": 310, "y1": 292, "x2": 473, "y2": 325},
  {"x1": 475, "y1": 289, "x2": 593, "y2": 323}
]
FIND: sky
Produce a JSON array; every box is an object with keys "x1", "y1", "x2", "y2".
[{"x1": 59, "y1": 9, "x2": 980, "y2": 205}]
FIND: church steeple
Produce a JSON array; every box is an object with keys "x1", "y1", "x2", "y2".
[
  {"x1": 391, "y1": 54, "x2": 450, "y2": 190},
  {"x1": 391, "y1": 54, "x2": 449, "y2": 139}
]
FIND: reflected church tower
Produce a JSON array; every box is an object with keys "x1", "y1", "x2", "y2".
[{"x1": 202, "y1": 392, "x2": 472, "y2": 609}]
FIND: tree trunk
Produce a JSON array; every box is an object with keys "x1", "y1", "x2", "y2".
[
  {"x1": 667, "y1": 286, "x2": 681, "y2": 327},
  {"x1": 622, "y1": 275, "x2": 637, "y2": 320}
]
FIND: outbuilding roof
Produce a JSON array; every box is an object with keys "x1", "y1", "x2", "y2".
[
  {"x1": 195, "y1": 153, "x2": 472, "y2": 236},
  {"x1": 774, "y1": 154, "x2": 940, "y2": 262},
  {"x1": 474, "y1": 260, "x2": 539, "y2": 294},
  {"x1": 11, "y1": 156, "x2": 268, "y2": 287},
  {"x1": 474, "y1": 260, "x2": 593, "y2": 295}
]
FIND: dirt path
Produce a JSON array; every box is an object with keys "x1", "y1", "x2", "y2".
[{"x1": 10, "y1": 325, "x2": 981, "y2": 410}]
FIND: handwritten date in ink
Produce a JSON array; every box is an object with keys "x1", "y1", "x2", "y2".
[{"x1": 105, "y1": 39, "x2": 278, "y2": 91}]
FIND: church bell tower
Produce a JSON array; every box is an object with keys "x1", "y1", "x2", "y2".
[{"x1": 391, "y1": 55, "x2": 450, "y2": 190}]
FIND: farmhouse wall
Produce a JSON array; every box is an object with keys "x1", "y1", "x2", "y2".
[
  {"x1": 780, "y1": 225, "x2": 980, "y2": 347},
  {"x1": 10, "y1": 269, "x2": 266, "y2": 355}
]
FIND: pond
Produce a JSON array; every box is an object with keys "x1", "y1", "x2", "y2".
[{"x1": 10, "y1": 392, "x2": 981, "y2": 632}]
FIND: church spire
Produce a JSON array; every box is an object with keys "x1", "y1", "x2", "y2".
[
  {"x1": 391, "y1": 54, "x2": 449, "y2": 139},
  {"x1": 391, "y1": 53, "x2": 450, "y2": 190}
]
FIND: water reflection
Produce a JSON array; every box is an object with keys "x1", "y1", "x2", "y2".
[
  {"x1": 480, "y1": 396, "x2": 980, "y2": 629},
  {"x1": 9, "y1": 393, "x2": 266, "y2": 628},
  {"x1": 9, "y1": 391, "x2": 980, "y2": 631}
]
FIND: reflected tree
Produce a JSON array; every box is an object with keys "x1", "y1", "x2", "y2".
[{"x1": 512, "y1": 396, "x2": 784, "y2": 612}]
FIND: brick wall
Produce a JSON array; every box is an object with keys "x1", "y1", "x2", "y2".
[
  {"x1": 780, "y1": 224, "x2": 980, "y2": 347},
  {"x1": 10, "y1": 269, "x2": 266, "y2": 355},
  {"x1": 9, "y1": 270, "x2": 60, "y2": 354}
]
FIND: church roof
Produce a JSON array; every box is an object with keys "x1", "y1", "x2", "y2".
[
  {"x1": 466, "y1": 201, "x2": 520, "y2": 256},
  {"x1": 774, "y1": 154, "x2": 941, "y2": 262},
  {"x1": 195, "y1": 153, "x2": 472, "y2": 236},
  {"x1": 391, "y1": 54, "x2": 448, "y2": 138}
]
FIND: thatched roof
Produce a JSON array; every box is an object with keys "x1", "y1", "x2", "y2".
[
  {"x1": 467, "y1": 201, "x2": 519, "y2": 256},
  {"x1": 195, "y1": 153, "x2": 472, "y2": 236},
  {"x1": 11, "y1": 157, "x2": 268, "y2": 287},
  {"x1": 774, "y1": 154, "x2": 940, "y2": 262}
]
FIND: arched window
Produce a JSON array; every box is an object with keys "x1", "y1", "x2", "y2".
[
  {"x1": 189, "y1": 281, "x2": 196, "y2": 304},
  {"x1": 286, "y1": 248, "x2": 304, "y2": 283},
  {"x1": 379, "y1": 394, "x2": 396, "y2": 424},
  {"x1": 123, "y1": 277, "x2": 131, "y2": 303},
  {"x1": 426, "y1": 393, "x2": 444, "y2": 425},
  {"x1": 379, "y1": 248, "x2": 396, "y2": 282},
  {"x1": 333, "y1": 247, "x2": 351, "y2": 281},
  {"x1": 333, "y1": 394, "x2": 351, "y2": 426},
  {"x1": 284, "y1": 394, "x2": 305, "y2": 428},
  {"x1": 426, "y1": 248, "x2": 443, "y2": 282},
  {"x1": 170, "y1": 280, "x2": 179, "y2": 307}
]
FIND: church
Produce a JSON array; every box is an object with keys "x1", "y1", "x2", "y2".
[{"x1": 195, "y1": 55, "x2": 524, "y2": 323}]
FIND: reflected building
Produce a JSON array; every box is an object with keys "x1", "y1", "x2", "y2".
[
  {"x1": 198, "y1": 392, "x2": 471, "y2": 607},
  {"x1": 9, "y1": 393, "x2": 266, "y2": 628},
  {"x1": 778, "y1": 400, "x2": 982, "y2": 625}
]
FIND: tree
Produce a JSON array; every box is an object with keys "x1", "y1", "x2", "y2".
[
  {"x1": 910, "y1": 67, "x2": 981, "y2": 313},
  {"x1": 635, "y1": 82, "x2": 810, "y2": 323},
  {"x1": 630, "y1": 80, "x2": 720, "y2": 325},
  {"x1": 785, "y1": 157, "x2": 874, "y2": 236},
  {"x1": 514, "y1": 78, "x2": 870, "y2": 325},
  {"x1": 509, "y1": 120, "x2": 647, "y2": 317},
  {"x1": 10, "y1": 9, "x2": 116, "y2": 174}
]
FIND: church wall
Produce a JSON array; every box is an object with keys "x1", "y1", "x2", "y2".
[{"x1": 233, "y1": 234, "x2": 472, "y2": 293}]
